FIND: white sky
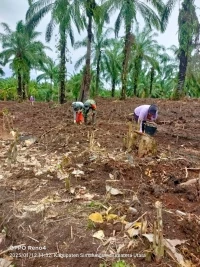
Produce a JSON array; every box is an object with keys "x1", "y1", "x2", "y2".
[{"x1": 0, "y1": 0, "x2": 199, "y2": 78}]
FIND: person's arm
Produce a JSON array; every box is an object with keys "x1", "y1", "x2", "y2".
[
  {"x1": 73, "y1": 110, "x2": 76, "y2": 123},
  {"x1": 138, "y1": 109, "x2": 147, "y2": 132}
]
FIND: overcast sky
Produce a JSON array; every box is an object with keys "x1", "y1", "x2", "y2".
[{"x1": 0, "y1": 0, "x2": 200, "y2": 79}]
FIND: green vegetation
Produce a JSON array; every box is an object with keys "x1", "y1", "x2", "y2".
[{"x1": 0, "y1": 0, "x2": 200, "y2": 101}]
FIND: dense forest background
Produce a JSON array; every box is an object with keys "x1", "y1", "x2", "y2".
[{"x1": 0, "y1": 0, "x2": 200, "y2": 102}]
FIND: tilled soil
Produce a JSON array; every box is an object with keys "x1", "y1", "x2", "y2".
[{"x1": 0, "y1": 97, "x2": 200, "y2": 267}]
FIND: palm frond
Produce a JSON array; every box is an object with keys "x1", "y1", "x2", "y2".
[
  {"x1": 74, "y1": 39, "x2": 87, "y2": 50},
  {"x1": 115, "y1": 9, "x2": 122, "y2": 37},
  {"x1": 69, "y1": 27, "x2": 75, "y2": 47},
  {"x1": 74, "y1": 55, "x2": 86, "y2": 70},
  {"x1": 45, "y1": 18, "x2": 56, "y2": 42},
  {"x1": 161, "y1": 0, "x2": 177, "y2": 32},
  {"x1": 26, "y1": 4, "x2": 54, "y2": 31},
  {"x1": 0, "y1": 23, "x2": 12, "y2": 34}
]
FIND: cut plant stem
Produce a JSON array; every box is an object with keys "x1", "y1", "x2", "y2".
[{"x1": 153, "y1": 201, "x2": 164, "y2": 263}]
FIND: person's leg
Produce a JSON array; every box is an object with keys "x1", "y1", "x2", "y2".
[
  {"x1": 92, "y1": 110, "x2": 96, "y2": 124},
  {"x1": 142, "y1": 121, "x2": 146, "y2": 132},
  {"x1": 133, "y1": 113, "x2": 139, "y2": 122},
  {"x1": 84, "y1": 111, "x2": 88, "y2": 124}
]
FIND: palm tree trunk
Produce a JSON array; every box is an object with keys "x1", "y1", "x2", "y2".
[
  {"x1": 59, "y1": 28, "x2": 66, "y2": 104},
  {"x1": 111, "y1": 79, "x2": 116, "y2": 97},
  {"x1": 17, "y1": 69, "x2": 22, "y2": 100},
  {"x1": 79, "y1": 13, "x2": 92, "y2": 102},
  {"x1": 22, "y1": 78, "x2": 26, "y2": 100},
  {"x1": 50, "y1": 78, "x2": 53, "y2": 101},
  {"x1": 175, "y1": 49, "x2": 188, "y2": 99},
  {"x1": 121, "y1": 30, "x2": 134, "y2": 100},
  {"x1": 133, "y1": 58, "x2": 141, "y2": 96},
  {"x1": 150, "y1": 67, "x2": 155, "y2": 96},
  {"x1": 95, "y1": 50, "x2": 101, "y2": 96}
]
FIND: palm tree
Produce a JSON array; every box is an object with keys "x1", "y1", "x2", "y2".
[
  {"x1": 0, "y1": 21, "x2": 48, "y2": 99},
  {"x1": 153, "y1": 49, "x2": 178, "y2": 97},
  {"x1": 37, "y1": 57, "x2": 59, "y2": 100},
  {"x1": 102, "y1": 39, "x2": 123, "y2": 97},
  {"x1": 176, "y1": 0, "x2": 200, "y2": 98},
  {"x1": 107, "y1": 0, "x2": 165, "y2": 99},
  {"x1": 26, "y1": 0, "x2": 84, "y2": 104},
  {"x1": 74, "y1": 27, "x2": 114, "y2": 96},
  {"x1": 162, "y1": 0, "x2": 200, "y2": 99},
  {"x1": 129, "y1": 25, "x2": 162, "y2": 97},
  {"x1": 77, "y1": 0, "x2": 99, "y2": 102}
]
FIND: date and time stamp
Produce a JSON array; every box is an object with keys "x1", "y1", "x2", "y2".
[{"x1": 9, "y1": 244, "x2": 145, "y2": 259}]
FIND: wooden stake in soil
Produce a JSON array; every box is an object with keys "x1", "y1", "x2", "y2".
[{"x1": 153, "y1": 201, "x2": 164, "y2": 263}]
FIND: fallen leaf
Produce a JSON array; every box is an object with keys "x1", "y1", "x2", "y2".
[
  {"x1": 70, "y1": 187, "x2": 76, "y2": 194},
  {"x1": 0, "y1": 233, "x2": 6, "y2": 245},
  {"x1": 0, "y1": 258, "x2": 13, "y2": 267},
  {"x1": 106, "y1": 185, "x2": 123, "y2": 195},
  {"x1": 89, "y1": 212, "x2": 103, "y2": 223},
  {"x1": 142, "y1": 234, "x2": 190, "y2": 267},
  {"x1": 164, "y1": 239, "x2": 190, "y2": 267},
  {"x1": 75, "y1": 193, "x2": 94, "y2": 200},
  {"x1": 109, "y1": 173, "x2": 114, "y2": 179},
  {"x1": 127, "y1": 228, "x2": 139, "y2": 238},
  {"x1": 133, "y1": 222, "x2": 142, "y2": 229},
  {"x1": 72, "y1": 169, "x2": 84, "y2": 176},
  {"x1": 105, "y1": 214, "x2": 118, "y2": 221},
  {"x1": 93, "y1": 230, "x2": 105, "y2": 240},
  {"x1": 23, "y1": 204, "x2": 45, "y2": 213},
  {"x1": 45, "y1": 210, "x2": 59, "y2": 220}
]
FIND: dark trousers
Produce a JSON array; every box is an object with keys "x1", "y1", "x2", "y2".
[{"x1": 133, "y1": 113, "x2": 146, "y2": 132}]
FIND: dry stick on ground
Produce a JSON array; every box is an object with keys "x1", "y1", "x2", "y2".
[
  {"x1": 2, "y1": 108, "x2": 14, "y2": 131},
  {"x1": 7, "y1": 130, "x2": 19, "y2": 167},
  {"x1": 180, "y1": 178, "x2": 200, "y2": 186},
  {"x1": 153, "y1": 201, "x2": 164, "y2": 263}
]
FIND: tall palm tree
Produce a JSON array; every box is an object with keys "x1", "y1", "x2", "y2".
[
  {"x1": 162, "y1": 0, "x2": 200, "y2": 99},
  {"x1": 37, "y1": 57, "x2": 59, "y2": 100},
  {"x1": 74, "y1": 27, "x2": 114, "y2": 96},
  {"x1": 77, "y1": 0, "x2": 99, "y2": 102},
  {"x1": 102, "y1": 39, "x2": 123, "y2": 97},
  {"x1": 176, "y1": 0, "x2": 200, "y2": 98},
  {"x1": 0, "y1": 21, "x2": 48, "y2": 99},
  {"x1": 107, "y1": 0, "x2": 165, "y2": 99},
  {"x1": 130, "y1": 25, "x2": 162, "y2": 97},
  {"x1": 26, "y1": 0, "x2": 84, "y2": 103}
]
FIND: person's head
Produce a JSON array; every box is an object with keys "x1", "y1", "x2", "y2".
[
  {"x1": 84, "y1": 102, "x2": 90, "y2": 112},
  {"x1": 147, "y1": 104, "x2": 158, "y2": 119},
  {"x1": 72, "y1": 102, "x2": 78, "y2": 111}
]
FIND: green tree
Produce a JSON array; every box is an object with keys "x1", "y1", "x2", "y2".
[
  {"x1": 0, "y1": 21, "x2": 48, "y2": 99},
  {"x1": 37, "y1": 57, "x2": 59, "y2": 100},
  {"x1": 78, "y1": 0, "x2": 101, "y2": 102},
  {"x1": 102, "y1": 39, "x2": 123, "y2": 97},
  {"x1": 74, "y1": 27, "x2": 114, "y2": 96},
  {"x1": 162, "y1": 0, "x2": 200, "y2": 99},
  {"x1": 108, "y1": 0, "x2": 164, "y2": 99},
  {"x1": 129, "y1": 25, "x2": 162, "y2": 97},
  {"x1": 176, "y1": 0, "x2": 200, "y2": 98},
  {"x1": 26, "y1": 0, "x2": 84, "y2": 104}
]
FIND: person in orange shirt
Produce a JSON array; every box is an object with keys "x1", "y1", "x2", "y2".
[{"x1": 72, "y1": 102, "x2": 84, "y2": 124}]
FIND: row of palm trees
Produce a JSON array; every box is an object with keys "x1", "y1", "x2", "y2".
[{"x1": 0, "y1": 0, "x2": 200, "y2": 102}]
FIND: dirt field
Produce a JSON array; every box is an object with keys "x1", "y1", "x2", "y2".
[{"x1": 0, "y1": 97, "x2": 200, "y2": 267}]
